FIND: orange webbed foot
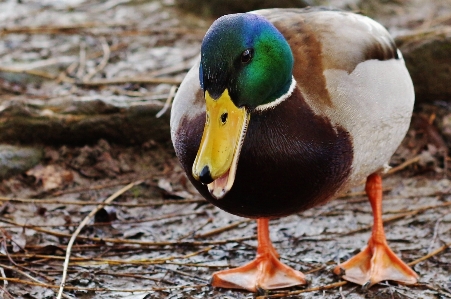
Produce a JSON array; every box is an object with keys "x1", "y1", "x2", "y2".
[
  {"x1": 333, "y1": 239, "x2": 418, "y2": 287},
  {"x1": 211, "y1": 218, "x2": 307, "y2": 292},
  {"x1": 334, "y1": 173, "x2": 418, "y2": 287}
]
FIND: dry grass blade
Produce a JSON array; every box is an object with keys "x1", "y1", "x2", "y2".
[
  {"x1": 0, "y1": 196, "x2": 205, "y2": 207},
  {"x1": 77, "y1": 76, "x2": 183, "y2": 86},
  {"x1": 255, "y1": 281, "x2": 348, "y2": 298},
  {"x1": 156, "y1": 85, "x2": 177, "y2": 118},
  {"x1": 83, "y1": 36, "x2": 111, "y2": 82},
  {"x1": 56, "y1": 180, "x2": 142, "y2": 299},
  {"x1": 0, "y1": 277, "x2": 208, "y2": 292}
]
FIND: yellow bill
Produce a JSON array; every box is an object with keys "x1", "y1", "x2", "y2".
[{"x1": 192, "y1": 89, "x2": 250, "y2": 199}]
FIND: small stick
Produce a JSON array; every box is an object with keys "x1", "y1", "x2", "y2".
[
  {"x1": 0, "y1": 211, "x2": 204, "y2": 230},
  {"x1": 194, "y1": 219, "x2": 252, "y2": 239},
  {"x1": 178, "y1": 217, "x2": 213, "y2": 240},
  {"x1": 147, "y1": 60, "x2": 194, "y2": 77},
  {"x1": 0, "y1": 277, "x2": 208, "y2": 292},
  {"x1": 77, "y1": 76, "x2": 182, "y2": 86},
  {"x1": 52, "y1": 176, "x2": 152, "y2": 196},
  {"x1": 352, "y1": 155, "x2": 422, "y2": 186},
  {"x1": 0, "y1": 266, "x2": 7, "y2": 298},
  {"x1": 0, "y1": 24, "x2": 206, "y2": 37},
  {"x1": 83, "y1": 37, "x2": 110, "y2": 82},
  {"x1": 0, "y1": 67, "x2": 57, "y2": 80},
  {"x1": 256, "y1": 281, "x2": 348, "y2": 298},
  {"x1": 338, "y1": 201, "x2": 451, "y2": 237},
  {"x1": 0, "y1": 196, "x2": 205, "y2": 207},
  {"x1": 408, "y1": 241, "x2": 451, "y2": 266},
  {"x1": 156, "y1": 85, "x2": 177, "y2": 118},
  {"x1": 56, "y1": 180, "x2": 142, "y2": 299},
  {"x1": 428, "y1": 216, "x2": 444, "y2": 253},
  {"x1": 385, "y1": 155, "x2": 421, "y2": 175},
  {"x1": 76, "y1": 41, "x2": 87, "y2": 79}
]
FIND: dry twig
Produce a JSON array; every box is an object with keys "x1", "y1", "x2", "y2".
[
  {"x1": 56, "y1": 180, "x2": 142, "y2": 299},
  {"x1": 0, "y1": 276, "x2": 208, "y2": 292},
  {"x1": 83, "y1": 37, "x2": 111, "y2": 82},
  {"x1": 408, "y1": 241, "x2": 451, "y2": 266},
  {"x1": 195, "y1": 219, "x2": 252, "y2": 239},
  {"x1": 256, "y1": 281, "x2": 348, "y2": 298},
  {"x1": 77, "y1": 76, "x2": 183, "y2": 86},
  {"x1": 0, "y1": 196, "x2": 205, "y2": 207},
  {"x1": 156, "y1": 85, "x2": 177, "y2": 118}
]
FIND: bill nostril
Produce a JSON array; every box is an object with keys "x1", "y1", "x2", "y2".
[{"x1": 199, "y1": 165, "x2": 214, "y2": 184}]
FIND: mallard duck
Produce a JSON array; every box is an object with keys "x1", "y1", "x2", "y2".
[{"x1": 170, "y1": 7, "x2": 418, "y2": 292}]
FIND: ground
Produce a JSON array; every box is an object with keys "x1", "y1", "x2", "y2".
[{"x1": 0, "y1": 0, "x2": 450, "y2": 298}]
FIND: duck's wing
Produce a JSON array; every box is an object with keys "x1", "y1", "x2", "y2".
[{"x1": 255, "y1": 8, "x2": 414, "y2": 187}]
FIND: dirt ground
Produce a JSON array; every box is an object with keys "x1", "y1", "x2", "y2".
[{"x1": 0, "y1": 0, "x2": 450, "y2": 298}]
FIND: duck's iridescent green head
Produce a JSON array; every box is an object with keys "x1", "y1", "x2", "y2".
[
  {"x1": 199, "y1": 13, "x2": 294, "y2": 108},
  {"x1": 193, "y1": 13, "x2": 294, "y2": 199}
]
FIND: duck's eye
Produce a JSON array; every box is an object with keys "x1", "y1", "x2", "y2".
[
  {"x1": 241, "y1": 49, "x2": 253, "y2": 64},
  {"x1": 221, "y1": 112, "x2": 228, "y2": 124}
]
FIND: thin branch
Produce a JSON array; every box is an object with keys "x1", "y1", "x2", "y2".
[
  {"x1": 76, "y1": 41, "x2": 87, "y2": 79},
  {"x1": 155, "y1": 85, "x2": 177, "y2": 118},
  {"x1": 56, "y1": 180, "x2": 142, "y2": 299},
  {"x1": 0, "y1": 67, "x2": 58, "y2": 80},
  {"x1": 408, "y1": 241, "x2": 451, "y2": 266},
  {"x1": 0, "y1": 211, "x2": 204, "y2": 229},
  {"x1": 0, "y1": 196, "x2": 205, "y2": 207},
  {"x1": 0, "y1": 264, "x2": 70, "y2": 299},
  {"x1": 194, "y1": 219, "x2": 252, "y2": 239},
  {"x1": 77, "y1": 76, "x2": 182, "y2": 86},
  {"x1": 385, "y1": 155, "x2": 421, "y2": 176},
  {"x1": 0, "y1": 24, "x2": 205, "y2": 37},
  {"x1": 338, "y1": 201, "x2": 451, "y2": 237},
  {"x1": 51, "y1": 177, "x2": 151, "y2": 196},
  {"x1": 256, "y1": 281, "x2": 348, "y2": 298},
  {"x1": 0, "y1": 277, "x2": 207, "y2": 292},
  {"x1": 83, "y1": 37, "x2": 111, "y2": 82}
]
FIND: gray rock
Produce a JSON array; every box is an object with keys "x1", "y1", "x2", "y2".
[
  {"x1": 397, "y1": 27, "x2": 451, "y2": 103},
  {"x1": 0, "y1": 145, "x2": 43, "y2": 180}
]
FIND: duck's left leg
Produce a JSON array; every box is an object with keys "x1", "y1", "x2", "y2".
[
  {"x1": 334, "y1": 173, "x2": 418, "y2": 287},
  {"x1": 211, "y1": 218, "x2": 306, "y2": 292}
]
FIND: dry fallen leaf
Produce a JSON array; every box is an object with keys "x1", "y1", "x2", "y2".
[{"x1": 26, "y1": 164, "x2": 74, "y2": 191}]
